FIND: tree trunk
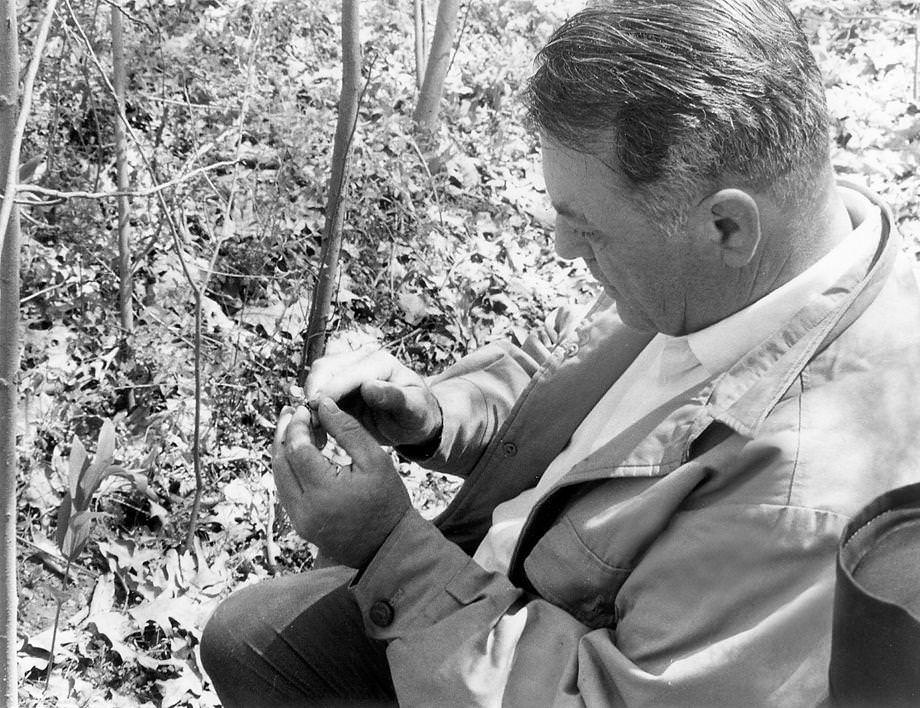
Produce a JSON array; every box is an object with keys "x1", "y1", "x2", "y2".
[
  {"x1": 413, "y1": 0, "x2": 459, "y2": 135},
  {"x1": 0, "y1": 1, "x2": 21, "y2": 704},
  {"x1": 299, "y1": 0, "x2": 362, "y2": 382},
  {"x1": 413, "y1": 0, "x2": 427, "y2": 91}
]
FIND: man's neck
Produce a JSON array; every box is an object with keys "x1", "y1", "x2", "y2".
[
  {"x1": 681, "y1": 170, "x2": 854, "y2": 335},
  {"x1": 756, "y1": 171, "x2": 853, "y2": 296}
]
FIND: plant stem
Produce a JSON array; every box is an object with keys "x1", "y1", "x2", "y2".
[{"x1": 43, "y1": 556, "x2": 72, "y2": 692}]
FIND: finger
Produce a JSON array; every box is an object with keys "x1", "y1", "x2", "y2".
[
  {"x1": 283, "y1": 406, "x2": 333, "y2": 489},
  {"x1": 274, "y1": 406, "x2": 295, "y2": 457},
  {"x1": 306, "y1": 349, "x2": 404, "y2": 403},
  {"x1": 315, "y1": 397, "x2": 389, "y2": 471},
  {"x1": 306, "y1": 401, "x2": 328, "y2": 449},
  {"x1": 362, "y1": 380, "x2": 431, "y2": 432},
  {"x1": 273, "y1": 406, "x2": 303, "y2": 494},
  {"x1": 360, "y1": 379, "x2": 407, "y2": 411},
  {"x1": 305, "y1": 347, "x2": 384, "y2": 400}
]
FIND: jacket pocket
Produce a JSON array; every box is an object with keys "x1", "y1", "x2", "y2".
[{"x1": 523, "y1": 516, "x2": 630, "y2": 629}]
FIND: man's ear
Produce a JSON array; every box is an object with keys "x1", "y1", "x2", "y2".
[{"x1": 700, "y1": 189, "x2": 761, "y2": 268}]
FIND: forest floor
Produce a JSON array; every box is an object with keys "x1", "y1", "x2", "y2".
[{"x1": 14, "y1": 0, "x2": 920, "y2": 706}]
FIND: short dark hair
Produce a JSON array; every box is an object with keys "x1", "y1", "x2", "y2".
[{"x1": 527, "y1": 0, "x2": 830, "y2": 218}]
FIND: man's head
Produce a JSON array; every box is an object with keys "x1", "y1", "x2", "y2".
[
  {"x1": 529, "y1": 0, "x2": 845, "y2": 334},
  {"x1": 528, "y1": 0, "x2": 830, "y2": 221}
]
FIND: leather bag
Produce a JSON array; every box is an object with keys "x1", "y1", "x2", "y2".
[{"x1": 829, "y1": 482, "x2": 920, "y2": 706}]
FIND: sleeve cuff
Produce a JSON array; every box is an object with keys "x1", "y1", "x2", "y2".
[
  {"x1": 350, "y1": 506, "x2": 517, "y2": 640},
  {"x1": 401, "y1": 377, "x2": 491, "y2": 475}
]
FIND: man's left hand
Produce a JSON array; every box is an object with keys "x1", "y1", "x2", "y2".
[{"x1": 273, "y1": 399, "x2": 411, "y2": 569}]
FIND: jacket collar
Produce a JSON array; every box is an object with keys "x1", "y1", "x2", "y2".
[
  {"x1": 561, "y1": 183, "x2": 896, "y2": 482},
  {"x1": 706, "y1": 184, "x2": 894, "y2": 438}
]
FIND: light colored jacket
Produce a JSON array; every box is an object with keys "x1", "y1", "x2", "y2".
[{"x1": 352, "y1": 198, "x2": 920, "y2": 707}]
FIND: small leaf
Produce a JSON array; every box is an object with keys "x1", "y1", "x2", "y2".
[{"x1": 95, "y1": 419, "x2": 116, "y2": 464}]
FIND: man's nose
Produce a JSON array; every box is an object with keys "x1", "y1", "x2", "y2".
[{"x1": 554, "y1": 216, "x2": 594, "y2": 260}]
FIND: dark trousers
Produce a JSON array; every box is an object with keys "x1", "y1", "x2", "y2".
[{"x1": 200, "y1": 566, "x2": 397, "y2": 707}]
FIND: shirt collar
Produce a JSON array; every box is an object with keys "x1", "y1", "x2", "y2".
[{"x1": 676, "y1": 185, "x2": 881, "y2": 376}]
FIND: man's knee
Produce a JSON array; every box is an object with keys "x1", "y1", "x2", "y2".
[
  {"x1": 200, "y1": 567, "x2": 356, "y2": 689},
  {"x1": 200, "y1": 582, "x2": 258, "y2": 681}
]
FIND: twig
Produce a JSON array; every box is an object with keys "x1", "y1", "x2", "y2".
[
  {"x1": 199, "y1": 14, "x2": 262, "y2": 296},
  {"x1": 445, "y1": 0, "x2": 472, "y2": 79},
  {"x1": 98, "y1": 0, "x2": 154, "y2": 31},
  {"x1": 137, "y1": 92, "x2": 235, "y2": 111},
  {"x1": 17, "y1": 160, "x2": 240, "y2": 201},
  {"x1": 19, "y1": 280, "x2": 70, "y2": 305},
  {"x1": 0, "y1": 0, "x2": 59, "y2": 260}
]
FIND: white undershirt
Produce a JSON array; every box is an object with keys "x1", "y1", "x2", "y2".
[{"x1": 473, "y1": 186, "x2": 881, "y2": 575}]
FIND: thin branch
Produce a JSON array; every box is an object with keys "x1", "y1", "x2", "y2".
[
  {"x1": 0, "y1": 0, "x2": 59, "y2": 261},
  {"x1": 99, "y1": 0, "x2": 154, "y2": 31},
  {"x1": 200, "y1": 12, "x2": 263, "y2": 296},
  {"x1": 445, "y1": 0, "x2": 472, "y2": 79},
  {"x1": 19, "y1": 280, "x2": 71, "y2": 305},
  {"x1": 17, "y1": 159, "x2": 240, "y2": 201}
]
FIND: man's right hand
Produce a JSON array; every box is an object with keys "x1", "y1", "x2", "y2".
[{"x1": 305, "y1": 349, "x2": 442, "y2": 452}]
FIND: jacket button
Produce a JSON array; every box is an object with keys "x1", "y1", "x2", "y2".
[
  {"x1": 502, "y1": 441, "x2": 518, "y2": 457},
  {"x1": 369, "y1": 600, "x2": 394, "y2": 628},
  {"x1": 564, "y1": 342, "x2": 579, "y2": 358}
]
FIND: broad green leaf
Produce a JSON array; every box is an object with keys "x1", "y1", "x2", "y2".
[
  {"x1": 75, "y1": 419, "x2": 117, "y2": 510},
  {"x1": 54, "y1": 492, "x2": 73, "y2": 552},
  {"x1": 67, "y1": 437, "x2": 89, "y2": 502},
  {"x1": 61, "y1": 509, "x2": 95, "y2": 561}
]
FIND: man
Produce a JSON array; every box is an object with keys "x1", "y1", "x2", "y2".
[{"x1": 201, "y1": 1, "x2": 920, "y2": 705}]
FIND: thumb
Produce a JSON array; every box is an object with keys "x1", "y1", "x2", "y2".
[
  {"x1": 361, "y1": 380, "x2": 407, "y2": 412},
  {"x1": 362, "y1": 380, "x2": 430, "y2": 432},
  {"x1": 316, "y1": 397, "x2": 389, "y2": 471}
]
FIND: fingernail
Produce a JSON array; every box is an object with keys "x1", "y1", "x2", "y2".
[
  {"x1": 320, "y1": 396, "x2": 336, "y2": 411},
  {"x1": 281, "y1": 405, "x2": 294, "y2": 415}
]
